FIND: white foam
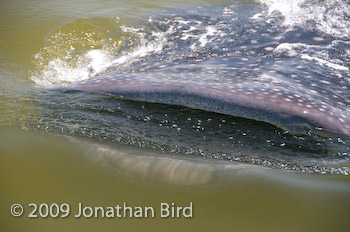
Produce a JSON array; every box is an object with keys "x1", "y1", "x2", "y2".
[
  {"x1": 198, "y1": 26, "x2": 217, "y2": 47},
  {"x1": 274, "y1": 42, "x2": 349, "y2": 71},
  {"x1": 300, "y1": 54, "x2": 348, "y2": 71},
  {"x1": 250, "y1": 13, "x2": 263, "y2": 20},
  {"x1": 259, "y1": 0, "x2": 350, "y2": 38},
  {"x1": 223, "y1": 6, "x2": 235, "y2": 16},
  {"x1": 31, "y1": 49, "x2": 113, "y2": 87},
  {"x1": 31, "y1": 25, "x2": 169, "y2": 87},
  {"x1": 182, "y1": 24, "x2": 223, "y2": 50},
  {"x1": 111, "y1": 27, "x2": 167, "y2": 68}
]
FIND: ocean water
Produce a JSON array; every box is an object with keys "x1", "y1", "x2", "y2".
[{"x1": 1, "y1": 0, "x2": 350, "y2": 231}]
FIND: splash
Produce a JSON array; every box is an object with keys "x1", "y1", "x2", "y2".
[
  {"x1": 260, "y1": 0, "x2": 350, "y2": 38},
  {"x1": 29, "y1": 18, "x2": 169, "y2": 87}
]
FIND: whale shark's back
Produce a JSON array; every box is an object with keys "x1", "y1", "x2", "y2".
[{"x1": 66, "y1": 72, "x2": 350, "y2": 137}]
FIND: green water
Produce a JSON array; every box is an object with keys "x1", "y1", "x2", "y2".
[{"x1": 1, "y1": 0, "x2": 350, "y2": 231}]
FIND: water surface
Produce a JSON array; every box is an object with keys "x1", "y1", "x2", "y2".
[{"x1": 1, "y1": 0, "x2": 350, "y2": 231}]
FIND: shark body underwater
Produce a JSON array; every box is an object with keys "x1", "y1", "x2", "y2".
[{"x1": 37, "y1": 2, "x2": 350, "y2": 174}]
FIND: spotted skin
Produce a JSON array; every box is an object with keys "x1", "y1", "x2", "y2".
[{"x1": 65, "y1": 73, "x2": 350, "y2": 136}]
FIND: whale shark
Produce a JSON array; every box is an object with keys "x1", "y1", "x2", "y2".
[
  {"x1": 33, "y1": 2, "x2": 350, "y2": 174},
  {"x1": 47, "y1": 2, "x2": 350, "y2": 138}
]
